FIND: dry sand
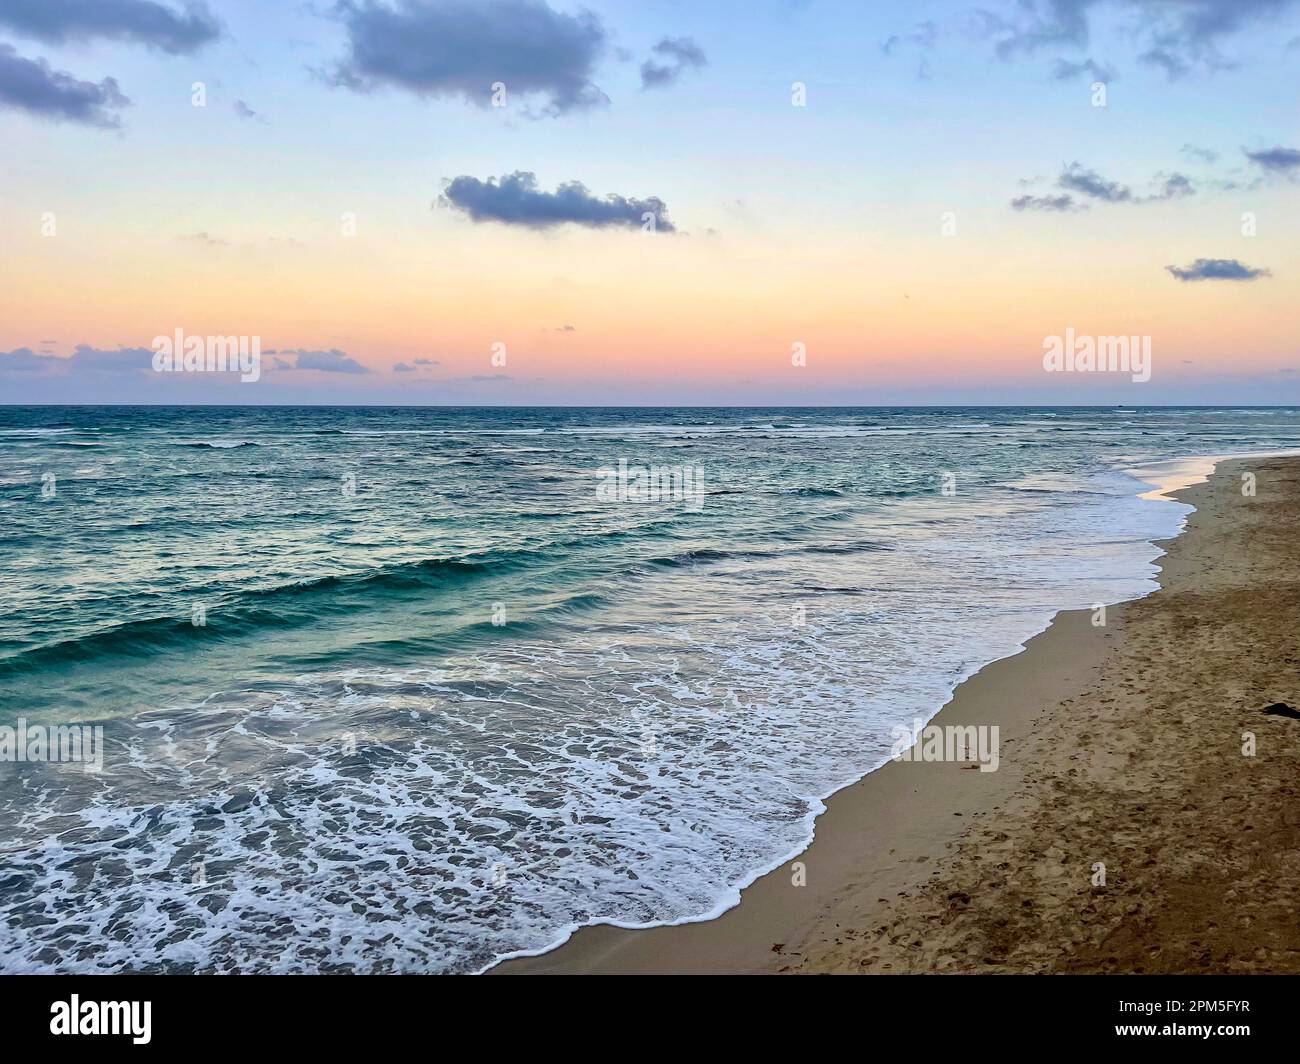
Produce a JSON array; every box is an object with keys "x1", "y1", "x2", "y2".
[{"x1": 495, "y1": 457, "x2": 1300, "y2": 974}]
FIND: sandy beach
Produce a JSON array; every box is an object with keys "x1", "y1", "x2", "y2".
[{"x1": 496, "y1": 456, "x2": 1300, "y2": 974}]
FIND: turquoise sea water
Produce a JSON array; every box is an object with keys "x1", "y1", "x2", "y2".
[{"x1": 2, "y1": 405, "x2": 1298, "y2": 972}]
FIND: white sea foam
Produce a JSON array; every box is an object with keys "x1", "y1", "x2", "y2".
[{"x1": 1126, "y1": 449, "x2": 1300, "y2": 500}]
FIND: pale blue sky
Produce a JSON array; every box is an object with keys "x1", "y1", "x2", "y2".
[{"x1": 2, "y1": 1, "x2": 1298, "y2": 404}]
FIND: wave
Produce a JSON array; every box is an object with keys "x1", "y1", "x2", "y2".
[
  {"x1": 643, "y1": 539, "x2": 893, "y2": 569},
  {"x1": 781, "y1": 486, "x2": 846, "y2": 497},
  {"x1": 645, "y1": 547, "x2": 738, "y2": 568},
  {"x1": 0, "y1": 552, "x2": 530, "y2": 675}
]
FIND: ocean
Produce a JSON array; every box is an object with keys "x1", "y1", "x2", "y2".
[{"x1": 2, "y1": 405, "x2": 1298, "y2": 973}]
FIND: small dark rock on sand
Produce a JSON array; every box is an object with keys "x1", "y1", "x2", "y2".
[{"x1": 1262, "y1": 702, "x2": 1300, "y2": 719}]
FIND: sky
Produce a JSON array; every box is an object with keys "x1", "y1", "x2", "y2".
[{"x1": 1, "y1": 0, "x2": 1298, "y2": 405}]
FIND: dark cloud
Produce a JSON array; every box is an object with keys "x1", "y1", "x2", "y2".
[
  {"x1": 0, "y1": 0, "x2": 220, "y2": 54},
  {"x1": 327, "y1": 0, "x2": 608, "y2": 115},
  {"x1": 1055, "y1": 162, "x2": 1194, "y2": 203},
  {"x1": 1138, "y1": 47, "x2": 1190, "y2": 78},
  {"x1": 1138, "y1": 0, "x2": 1295, "y2": 72},
  {"x1": 278, "y1": 348, "x2": 371, "y2": 373},
  {"x1": 0, "y1": 44, "x2": 129, "y2": 127},
  {"x1": 639, "y1": 36, "x2": 706, "y2": 89},
  {"x1": 1180, "y1": 143, "x2": 1219, "y2": 163},
  {"x1": 1051, "y1": 56, "x2": 1114, "y2": 80},
  {"x1": 0, "y1": 345, "x2": 154, "y2": 374},
  {"x1": 233, "y1": 99, "x2": 263, "y2": 121},
  {"x1": 414, "y1": 357, "x2": 439, "y2": 365},
  {"x1": 980, "y1": 0, "x2": 1094, "y2": 59},
  {"x1": 1244, "y1": 145, "x2": 1300, "y2": 175},
  {"x1": 441, "y1": 171, "x2": 674, "y2": 232},
  {"x1": 1151, "y1": 171, "x2": 1195, "y2": 199},
  {"x1": 1059, "y1": 162, "x2": 1133, "y2": 202},
  {"x1": 393, "y1": 361, "x2": 416, "y2": 372},
  {"x1": 973, "y1": 0, "x2": 1296, "y2": 78},
  {"x1": 66, "y1": 344, "x2": 156, "y2": 370},
  {"x1": 1014, "y1": 161, "x2": 1196, "y2": 211},
  {"x1": 1165, "y1": 258, "x2": 1271, "y2": 282},
  {"x1": 0, "y1": 347, "x2": 55, "y2": 373},
  {"x1": 1010, "y1": 193, "x2": 1087, "y2": 212}
]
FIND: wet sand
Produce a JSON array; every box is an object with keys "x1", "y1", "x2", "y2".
[{"x1": 495, "y1": 456, "x2": 1300, "y2": 974}]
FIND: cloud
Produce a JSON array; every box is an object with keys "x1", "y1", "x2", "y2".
[
  {"x1": 1138, "y1": 47, "x2": 1191, "y2": 78},
  {"x1": 1151, "y1": 171, "x2": 1195, "y2": 199},
  {"x1": 1244, "y1": 145, "x2": 1300, "y2": 176},
  {"x1": 1013, "y1": 161, "x2": 1196, "y2": 211},
  {"x1": 978, "y1": 0, "x2": 1094, "y2": 59},
  {"x1": 973, "y1": 0, "x2": 1297, "y2": 78},
  {"x1": 0, "y1": 344, "x2": 155, "y2": 375},
  {"x1": 910, "y1": 20, "x2": 939, "y2": 47},
  {"x1": 0, "y1": 0, "x2": 220, "y2": 54},
  {"x1": 1180, "y1": 143, "x2": 1219, "y2": 163},
  {"x1": 66, "y1": 344, "x2": 156, "y2": 370},
  {"x1": 0, "y1": 44, "x2": 130, "y2": 127},
  {"x1": 1165, "y1": 258, "x2": 1272, "y2": 281},
  {"x1": 882, "y1": 20, "x2": 939, "y2": 66},
  {"x1": 233, "y1": 99, "x2": 264, "y2": 121},
  {"x1": 1059, "y1": 162, "x2": 1133, "y2": 202},
  {"x1": 327, "y1": 0, "x2": 608, "y2": 114},
  {"x1": 441, "y1": 171, "x2": 674, "y2": 231},
  {"x1": 640, "y1": 36, "x2": 707, "y2": 89},
  {"x1": 1050, "y1": 56, "x2": 1115, "y2": 80},
  {"x1": 277, "y1": 348, "x2": 371, "y2": 373},
  {"x1": 1136, "y1": 0, "x2": 1295, "y2": 74},
  {"x1": 0, "y1": 347, "x2": 56, "y2": 373},
  {"x1": 387, "y1": 356, "x2": 439, "y2": 371},
  {"x1": 1010, "y1": 193, "x2": 1087, "y2": 212},
  {"x1": 1056, "y1": 162, "x2": 1194, "y2": 203}
]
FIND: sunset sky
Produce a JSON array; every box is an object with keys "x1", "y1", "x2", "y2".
[{"x1": 1, "y1": 0, "x2": 1298, "y2": 404}]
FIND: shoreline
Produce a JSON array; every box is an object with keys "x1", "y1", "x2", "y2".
[{"x1": 494, "y1": 453, "x2": 1300, "y2": 974}]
